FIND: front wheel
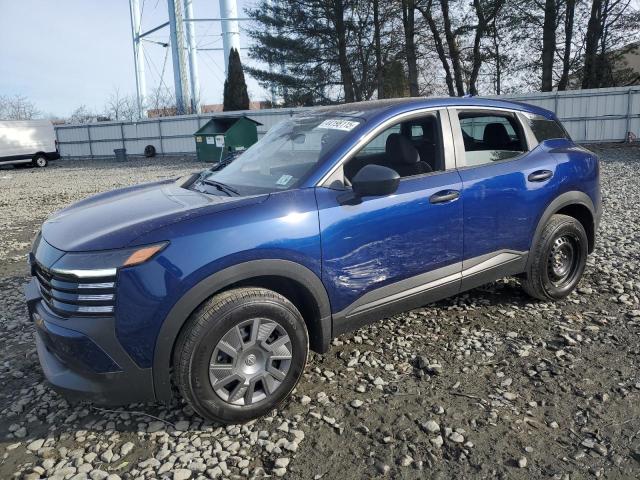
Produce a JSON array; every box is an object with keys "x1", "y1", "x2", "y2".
[
  {"x1": 173, "y1": 287, "x2": 309, "y2": 424},
  {"x1": 521, "y1": 214, "x2": 588, "y2": 300}
]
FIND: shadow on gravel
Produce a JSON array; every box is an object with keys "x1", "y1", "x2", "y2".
[{"x1": 0, "y1": 274, "x2": 533, "y2": 442}]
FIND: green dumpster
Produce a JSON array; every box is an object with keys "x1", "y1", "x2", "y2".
[{"x1": 194, "y1": 116, "x2": 263, "y2": 163}]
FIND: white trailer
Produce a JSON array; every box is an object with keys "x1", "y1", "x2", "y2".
[{"x1": 0, "y1": 119, "x2": 60, "y2": 168}]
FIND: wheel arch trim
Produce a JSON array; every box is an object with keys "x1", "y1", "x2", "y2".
[
  {"x1": 528, "y1": 190, "x2": 596, "y2": 269},
  {"x1": 152, "y1": 259, "x2": 331, "y2": 402}
]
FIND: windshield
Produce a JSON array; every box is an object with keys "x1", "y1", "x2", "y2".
[{"x1": 196, "y1": 114, "x2": 363, "y2": 195}]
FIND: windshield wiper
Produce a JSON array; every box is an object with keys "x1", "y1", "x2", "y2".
[{"x1": 200, "y1": 179, "x2": 240, "y2": 196}]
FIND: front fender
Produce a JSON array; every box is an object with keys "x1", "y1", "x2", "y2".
[{"x1": 152, "y1": 259, "x2": 331, "y2": 402}]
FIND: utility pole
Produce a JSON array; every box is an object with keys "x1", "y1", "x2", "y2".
[
  {"x1": 266, "y1": 0, "x2": 277, "y2": 105},
  {"x1": 219, "y1": 0, "x2": 241, "y2": 76},
  {"x1": 168, "y1": 0, "x2": 190, "y2": 114},
  {"x1": 184, "y1": 0, "x2": 201, "y2": 113},
  {"x1": 129, "y1": 0, "x2": 146, "y2": 118}
]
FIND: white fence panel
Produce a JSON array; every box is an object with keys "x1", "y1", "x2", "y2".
[
  {"x1": 56, "y1": 126, "x2": 89, "y2": 143},
  {"x1": 89, "y1": 124, "x2": 121, "y2": 141},
  {"x1": 55, "y1": 86, "x2": 640, "y2": 158}
]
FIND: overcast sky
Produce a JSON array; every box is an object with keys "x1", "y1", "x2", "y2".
[{"x1": 0, "y1": 0, "x2": 265, "y2": 117}]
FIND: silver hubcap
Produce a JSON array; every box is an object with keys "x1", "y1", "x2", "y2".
[
  {"x1": 547, "y1": 236, "x2": 576, "y2": 285},
  {"x1": 209, "y1": 318, "x2": 292, "y2": 406},
  {"x1": 36, "y1": 157, "x2": 46, "y2": 167}
]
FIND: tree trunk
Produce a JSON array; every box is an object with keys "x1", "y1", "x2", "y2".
[
  {"x1": 419, "y1": 3, "x2": 455, "y2": 96},
  {"x1": 492, "y1": 17, "x2": 501, "y2": 95},
  {"x1": 402, "y1": 0, "x2": 419, "y2": 96},
  {"x1": 373, "y1": 0, "x2": 384, "y2": 98},
  {"x1": 582, "y1": 0, "x2": 603, "y2": 89},
  {"x1": 557, "y1": 0, "x2": 576, "y2": 91},
  {"x1": 469, "y1": 0, "x2": 492, "y2": 96},
  {"x1": 440, "y1": 0, "x2": 465, "y2": 96},
  {"x1": 541, "y1": 0, "x2": 557, "y2": 91},
  {"x1": 333, "y1": 0, "x2": 356, "y2": 102}
]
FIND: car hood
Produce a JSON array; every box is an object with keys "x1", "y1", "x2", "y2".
[{"x1": 42, "y1": 178, "x2": 267, "y2": 252}]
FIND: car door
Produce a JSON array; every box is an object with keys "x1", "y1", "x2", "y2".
[
  {"x1": 315, "y1": 109, "x2": 463, "y2": 335},
  {"x1": 449, "y1": 107, "x2": 560, "y2": 290}
]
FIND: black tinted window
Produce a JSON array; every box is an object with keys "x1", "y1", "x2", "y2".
[{"x1": 529, "y1": 118, "x2": 570, "y2": 142}]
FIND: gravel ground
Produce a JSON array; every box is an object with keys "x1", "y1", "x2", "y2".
[{"x1": 1, "y1": 146, "x2": 639, "y2": 480}]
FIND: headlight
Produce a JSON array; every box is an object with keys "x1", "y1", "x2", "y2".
[{"x1": 51, "y1": 242, "x2": 169, "y2": 278}]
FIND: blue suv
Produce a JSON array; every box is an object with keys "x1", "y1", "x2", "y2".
[{"x1": 25, "y1": 98, "x2": 601, "y2": 423}]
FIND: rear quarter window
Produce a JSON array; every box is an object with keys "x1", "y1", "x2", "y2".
[{"x1": 529, "y1": 118, "x2": 570, "y2": 142}]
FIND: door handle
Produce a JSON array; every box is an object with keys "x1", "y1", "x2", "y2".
[
  {"x1": 528, "y1": 170, "x2": 553, "y2": 182},
  {"x1": 429, "y1": 190, "x2": 460, "y2": 204}
]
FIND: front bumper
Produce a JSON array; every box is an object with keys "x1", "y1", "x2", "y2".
[{"x1": 25, "y1": 278, "x2": 156, "y2": 405}]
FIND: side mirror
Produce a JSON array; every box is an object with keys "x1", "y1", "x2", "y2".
[{"x1": 338, "y1": 164, "x2": 400, "y2": 205}]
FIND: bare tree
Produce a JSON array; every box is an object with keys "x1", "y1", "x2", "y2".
[
  {"x1": 68, "y1": 105, "x2": 95, "y2": 124},
  {"x1": 0, "y1": 94, "x2": 41, "y2": 120},
  {"x1": 558, "y1": 0, "x2": 578, "y2": 90},
  {"x1": 103, "y1": 88, "x2": 139, "y2": 122},
  {"x1": 401, "y1": 0, "x2": 420, "y2": 96}
]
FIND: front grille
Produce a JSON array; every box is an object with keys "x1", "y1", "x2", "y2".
[{"x1": 33, "y1": 262, "x2": 116, "y2": 317}]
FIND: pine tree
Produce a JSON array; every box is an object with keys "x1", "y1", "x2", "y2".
[
  {"x1": 246, "y1": 0, "x2": 380, "y2": 106},
  {"x1": 223, "y1": 48, "x2": 250, "y2": 111}
]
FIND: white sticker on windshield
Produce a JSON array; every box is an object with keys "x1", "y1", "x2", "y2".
[
  {"x1": 276, "y1": 174, "x2": 293, "y2": 186},
  {"x1": 316, "y1": 119, "x2": 360, "y2": 132}
]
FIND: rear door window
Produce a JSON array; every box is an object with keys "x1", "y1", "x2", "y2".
[{"x1": 457, "y1": 112, "x2": 527, "y2": 167}]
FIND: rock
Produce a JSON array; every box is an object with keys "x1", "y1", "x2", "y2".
[
  {"x1": 300, "y1": 395, "x2": 312, "y2": 405},
  {"x1": 503, "y1": 392, "x2": 517, "y2": 401},
  {"x1": 582, "y1": 438, "x2": 596, "y2": 449},
  {"x1": 275, "y1": 457, "x2": 290, "y2": 468},
  {"x1": 174, "y1": 420, "x2": 190, "y2": 431},
  {"x1": 27, "y1": 439, "x2": 45, "y2": 451},
  {"x1": 100, "y1": 449, "x2": 114, "y2": 463},
  {"x1": 375, "y1": 462, "x2": 390, "y2": 475},
  {"x1": 449, "y1": 432, "x2": 464, "y2": 443},
  {"x1": 430, "y1": 436, "x2": 444, "y2": 448},
  {"x1": 89, "y1": 470, "x2": 109, "y2": 480},
  {"x1": 517, "y1": 457, "x2": 528, "y2": 468},
  {"x1": 207, "y1": 466, "x2": 223, "y2": 478},
  {"x1": 173, "y1": 469, "x2": 192, "y2": 480},
  {"x1": 422, "y1": 420, "x2": 440, "y2": 434},
  {"x1": 119, "y1": 442, "x2": 134, "y2": 456},
  {"x1": 273, "y1": 467, "x2": 288, "y2": 477},
  {"x1": 350, "y1": 399, "x2": 364, "y2": 408},
  {"x1": 147, "y1": 421, "x2": 165, "y2": 433}
]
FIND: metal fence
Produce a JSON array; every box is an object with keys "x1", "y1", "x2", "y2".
[{"x1": 55, "y1": 85, "x2": 640, "y2": 158}]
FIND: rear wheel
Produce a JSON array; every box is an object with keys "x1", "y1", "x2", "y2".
[
  {"x1": 173, "y1": 287, "x2": 309, "y2": 424},
  {"x1": 522, "y1": 214, "x2": 588, "y2": 300},
  {"x1": 33, "y1": 155, "x2": 48, "y2": 168}
]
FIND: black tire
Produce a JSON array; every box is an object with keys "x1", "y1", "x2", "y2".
[
  {"x1": 144, "y1": 145, "x2": 156, "y2": 158},
  {"x1": 522, "y1": 214, "x2": 588, "y2": 301},
  {"x1": 33, "y1": 155, "x2": 48, "y2": 168},
  {"x1": 173, "y1": 287, "x2": 309, "y2": 424}
]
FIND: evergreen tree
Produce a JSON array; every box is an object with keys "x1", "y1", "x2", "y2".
[
  {"x1": 246, "y1": 0, "x2": 380, "y2": 106},
  {"x1": 223, "y1": 48, "x2": 250, "y2": 111}
]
